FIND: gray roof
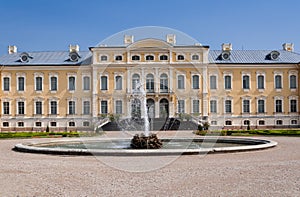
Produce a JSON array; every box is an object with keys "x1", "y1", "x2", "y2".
[
  {"x1": 209, "y1": 50, "x2": 300, "y2": 64},
  {"x1": 0, "y1": 49, "x2": 300, "y2": 66},
  {"x1": 0, "y1": 51, "x2": 92, "y2": 66}
]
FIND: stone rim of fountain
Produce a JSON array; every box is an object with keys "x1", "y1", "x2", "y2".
[{"x1": 13, "y1": 137, "x2": 278, "y2": 156}]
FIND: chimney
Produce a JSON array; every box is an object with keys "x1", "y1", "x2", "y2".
[
  {"x1": 222, "y1": 43, "x2": 232, "y2": 51},
  {"x1": 8, "y1": 45, "x2": 17, "y2": 54},
  {"x1": 282, "y1": 43, "x2": 294, "y2": 52},
  {"x1": 166, "y1": 34, "x2": 176, "y2": 45},
  {"x1": 124, "y1": 35, "x2": 134, "y2": 45},
  {"x1": 69, "y1": 44, "x2": 79, "y2": 52}
]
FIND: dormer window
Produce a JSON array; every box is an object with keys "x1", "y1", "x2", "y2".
[
  {"x1": 100, "y1": 55, "x2": 108, "y2": 61},
  {"x1": 132, "y1": 55, "x2": 140, "y2": 61},
  {"x1": 160, "y1": 55, "x2": 168, "y2": 61},
  {"x1": 267, "y1": 51, "x2": 280, "y2": 61},
  {"x1": 115, "y1": 55, "x2": 122, "y2": 61},
  {"x1": 145, "y1": 55, "x2": 154, "y2": 61},
  {"x1": 69, "y1": 52, "x2": 79, "y2": 62},
  {"x1": 177, "y1": 55, "x2": 184, "y2": 60},
  {"x1": 20, "y1": 52, "x2": 31, "y2": 63}
]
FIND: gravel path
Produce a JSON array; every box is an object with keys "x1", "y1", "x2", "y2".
[{"x1": 0, "y1": 135, "x2": 299, "y2": 196}]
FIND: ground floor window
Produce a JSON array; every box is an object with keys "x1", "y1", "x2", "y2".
[
  {"x1": 225, "y1": 120, "x2": 232, "y2": 125},
  {"x1": 50, "y1": 122, "x2": 57, "y2": 127},
  {"x1": 276, "y1": 120, "x2": 283, "y2": 125},
  {"x1": 83, "y1": 121, "x2": 90, "y2": 127},
  {"x1": 35, "y1": 122, "x2": 42, "y2": 127},
  {"x1": 258, "y1": 120, "x2": 265, "y2": 125},
  {"x1": 17, "y1": 122, "x2": 24, "y2": 127},
  {"x1": 243, "y1": 120, "x2": 250, "y2": 126},
  {"x1": 3, "y1": 122, "x2": 9, "y2": 127},
  {"x1": 291, "y1": 120, "x2": 297, "y2": 125},
  {"x1": 211, "y1": 120, "x2": 217, "y2": 125},
  {"x1": 69, "y1": 121, "x2": 75, "y2": 127}
]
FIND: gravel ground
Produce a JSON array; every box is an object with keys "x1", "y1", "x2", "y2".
[{"x1": 0, "y1": 134, "x2": 299, "y2": 197}]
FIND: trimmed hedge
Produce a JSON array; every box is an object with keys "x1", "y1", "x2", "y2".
[
  {"x1": 194, "y1": 130, "x2": 300, "y2": 136},
  {"x1": 0, "y1": 132, "x2": 84, "y2": 139}
]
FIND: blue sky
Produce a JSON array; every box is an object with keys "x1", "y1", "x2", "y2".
[{"x1": 0, "y1": 0, "x2": 299, "y2": 55}]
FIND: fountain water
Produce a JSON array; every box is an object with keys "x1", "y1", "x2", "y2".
[{"x1": 139, "y1": 83, "x2": 150, "y2": 137}]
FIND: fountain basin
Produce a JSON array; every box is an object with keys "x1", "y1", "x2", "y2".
[{"x1": 14, "y1": 137, "x2": 277, "y2": 156}]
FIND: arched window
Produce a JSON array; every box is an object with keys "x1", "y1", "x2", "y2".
[
  {"x1": 145, "y1": 55, "x2": 154, "y2": 61},
  {"x1": 101, "y1": 76, "x2": 108, "y2": 90},
  {"x1": 192, "y1": 54, "x2": 199, "y2": 60},
  {"x1": 275, "y1": 75, "x2": 282, "y2": 89},
  {"x1": 68, "y1": 76, "x2": 75, "y2": 91},
  {"x1": 160, "y1": 55, "x2": 168, "y2": 61},
  {"x1": 177, "y1": 55, "x2": 184, "y2": 60},
  {"x1": 146, "y1": 74, "x2": 154, "y2": 92},
  {"x1": 132, "y1": 55, "x2": 140, "y2": 61},
  {"x1": 100, "y1": 55, "x2": 108, "y2": 61},
  {"x1": 115, "y1": 76, "x2": 122, "y2": 90},
  {"x1": 83, "y1": 76, "x2": 90, "y2": 91},
  {"x1": 243, "y1": 75, "x2": 250, "y2": 89},
  {"x1": 243, "y1": 120, "x2": 250, "y2": 126},
  {"x1": 132, "y1": 74, "x2": 140, "y2": 91},
  {"x1": 210, "y1": 75, "x2": 217, "y2": 90},
  {"x1": 115, "y1": 55, "x2": 122, "y2": 61},
  {"x1": 290, "y1": 75, "x2": 297, "y2": 89},
  {"x1": 160, "y1": 73, "x2": 168, "y2": 93},
  {"x1": 192, "y1": 75, "x2": 199, "y2": 89},
  {"x1": 257, "y1": 75, "x2": 264, "y2": 89},
  {"x1": 178, "y1": 75, "x2": 185, "y2": 89},
  {"x1": 50, "y1": 76, "x2": 57, "y2": 91},
  {"x1": 224, "y1": 75, "x2": 231, "y2": 89}
]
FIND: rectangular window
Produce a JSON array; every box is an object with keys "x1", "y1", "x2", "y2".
[
  {"x1": 115, "y1": 76, "x2": 122, "y2": 90},
  {"x1": 83, "y1": 101, "x2": 90, "y2": 115},
  {"x1": 50, "y1": 76, "x2": 57, "y2": 91},
  {"x1": 210, "y1": 75, "x2": 217, "y2": 90},
  {"x1": 50, "y1": 122, "x2": 57, "y2": 127},
  {"x1": 275, "y1": 100, "x2": 282, "y2": 113},
  {"x1": 224, "y1": 76, "x2": 231, "y2": 89},
  {"x1": 68, "y1": 101, "x2": 76, "y2": 115},
  {"x1": 3, "y1": 122, "x2": 9, "y2": 127},
  {"x1": 178, "y1": 100, "x2": 185, "y2": 113},
  {"x1": 69, "y1": 76, "x2": 75, "y2": 91},
  {"x1": 101, "y1": 76, "x2": 108, "y2": 90},
  {"x1": 243, "y1": 75, "x2": 250, "y2": 89},
  {"x1": 275, "y1": 75, "x2": 282, "y2": 89},
  {"x1": 101, "y1": 101, "x2": 108, "y2": 114},
  {"x1": 210, "y1": 100, "x2": 217, "y2": 113},
  {"x1": 225, "y1": 100, "x2": 232, "y2": 113},
  {"x1": 258, "y1": 75, "x2": 264, "y2": 89},
  {"x1": 211, "y1": 121, "x2": 217, "y2": 125},
  {"x1": 178, "y1": 75, "x2": 185, "y2": 89},
  {"x1": 35, "y1": 101, "x2": 42, "y2": 115},
  {"x1": 83, "y1": 121, "x2": 90, "y2": 127},
  {"x1": 3, "y1": 77, "x2": 10, "y2": 91},
  {"x1": 116, "y1": 100, "x2": 122, "y2": 114},
  {"x1": 192, "y1": 75, "x2": 199, "y2": 89},
  {"x1": 290, "y1": 100, "x2": 297, "y2": 113},
  {"x1": 3, "y1": 102, "x2": 9, "y2": 115},
  {"x1": 18, "y1": 77, "x2": 25, "y2": 91},
  {"x1": 18, "y1": 101, "x2": 25, "y2": 115},
  {"x1": 35, "y1": 122, "x2": 42, "y2": 127},
  {"x1": 18, "y1": 122, "x2": 24, "y2": 127},
  {"x1": 290, "y1": 75, "x2": 297, "y2": 89},
  {"x1": 258, "y1": 100, "x2": 265, "y2": 113},
  {"x1": 50, "y1": 101, "x2": 57, "y2": 115},
  {"x1": 192, "y1": 100, "x2": 199, "y2": 113},
  {"x1": 69, "y1": 122, "x2": 75, "y2": 127},
  {"x1": 83, "y1": 76, "x2": 90, "y2": 91},
  {"x1": 36, "y1": 77, "x2": 42, "y2": 91},
  {"x1": 243, "y1": 100, "x2": 250, "y2": 113}
]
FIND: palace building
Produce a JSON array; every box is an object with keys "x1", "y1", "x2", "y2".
[{"x1": 0, "y1": 34, "x2": 299, "y2": 131}]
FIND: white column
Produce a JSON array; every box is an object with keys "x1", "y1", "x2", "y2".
[
  {"x1": 202, "y1": 65, "x2": 208, "y2": 117},
  {"x1": 155, "y1": 100, "x2": 160, "y2": 118},
  {"x1": 92, "y1": 66, "x2": 98, "y2": 118},
  {"x1": 169, "y1": 68, "x2": 173, "y2": 92},
  {"x1": 155, "y1": 68, "x2": 159, "y2": 93},
  {"x1": 127, "y1": 69, "x2": 131, "y2": 93}
]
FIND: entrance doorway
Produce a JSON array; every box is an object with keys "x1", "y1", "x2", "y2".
[{"x1": 159, "y1": 98, "x2": 169, "y2": 118}]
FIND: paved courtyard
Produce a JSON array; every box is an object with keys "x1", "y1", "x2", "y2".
[{"x1": 0, "y1": 135, "x2": 299, "y2": 196}]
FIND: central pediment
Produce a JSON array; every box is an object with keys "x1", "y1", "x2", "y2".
[{"x1": 127, "y1": 38, "x2": 173, "y2": 50}]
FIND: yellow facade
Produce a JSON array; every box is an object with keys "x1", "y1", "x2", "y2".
[{"x1": 0, "y1": 36, "x2": 299, "y2": 131}]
